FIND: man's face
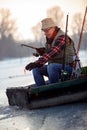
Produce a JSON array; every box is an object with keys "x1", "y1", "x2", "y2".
[{"x1": 42, "y1": 27, "x2": 55, "y2": 38}]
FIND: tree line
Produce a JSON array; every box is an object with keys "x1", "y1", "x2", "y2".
[{"x1": 0, "y1": 6, "x2": 87, "y2": 60}]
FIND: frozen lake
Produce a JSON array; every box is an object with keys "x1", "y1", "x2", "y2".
[{"x1": 0, "y1": 54, "x2": 87, "y2": 130}]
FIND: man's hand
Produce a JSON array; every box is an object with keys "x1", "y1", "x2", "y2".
[
  {"x1": 36, "y1": 47, "x2": 45, "y2": 56},
  {"x1": 33, "y1": 53, "x2": 39, "y2": 57},
  {"x1": 25, "y1": 62, "x2": 38, "y2": 71},
  {"x1": 25, "y1": 62, "x2": 43, "y2": 71}
]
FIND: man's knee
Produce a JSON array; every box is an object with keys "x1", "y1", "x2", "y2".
[
  {"x1": 32, "y1": 68, "x2": 40, "y2": 75},
  {"x1": 47, "y1": 63, "x2": 55, "y2": 71}
]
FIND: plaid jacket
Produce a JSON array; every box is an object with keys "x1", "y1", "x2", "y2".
[{"x1": 35, "y1": 35, "x2": 66, "y2": 66}]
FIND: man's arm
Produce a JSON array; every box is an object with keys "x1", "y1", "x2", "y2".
[
  {"x1": 25, "y1": 35, "x2": 66, "y2": 71},
  {"x1": 35, "y1": 35, "x2": 65, "y2": 66}
]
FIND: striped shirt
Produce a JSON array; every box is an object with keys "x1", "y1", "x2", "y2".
[{"x1": 35, "y1": 35, "x2": 65, "y2": 66}]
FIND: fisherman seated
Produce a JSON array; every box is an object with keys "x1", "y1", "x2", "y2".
[{"x1": 25, "y1": 18, "x2": 76, "y2": 87}]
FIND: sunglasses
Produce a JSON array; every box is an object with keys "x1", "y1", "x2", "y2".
[{"x1": 42, "y1": 27, "x2": 53, "y2": 33}]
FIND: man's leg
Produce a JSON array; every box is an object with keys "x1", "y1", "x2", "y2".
[
  {"x1": 32, "y1": 65, "x2": 48, "y2": 86},
  {"x1": 65, "y1": 65, "x2": 73, "y2": 78},
  {"x1": 47, "y1": 63, "x2": 73, "y2": 83},
  {"x1": 47, "y1": 63, "x2": 62, "y2": 84}
]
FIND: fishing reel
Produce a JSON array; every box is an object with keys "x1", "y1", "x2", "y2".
[{"x1": 61, "y1": 70, "x2": 69, "y2": 81}]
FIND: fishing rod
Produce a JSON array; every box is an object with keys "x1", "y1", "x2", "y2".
[
  {"x1": 62, "y1": 14, "x2": 69, "y2": 71},
  {"x1": 21, "y1": 44, "x2": 38, "y2": 50},
  {"x1": 21, "y1": 44, "x2": 40, "y2": 56},
  {"x1": 75, "y1": 7, "x2": 87, "y2": 64},
  {"x1": 21, "y1": 44, "x2": 45, "y2": 56},
  {"x1": 72, "y1": 6, "x2": 87, "y2": 77},
  {"x1": 61, "y1": 14, "x2": 69, "y2": 81},
  {"x1": 77, "y1": 6, "x2": 87, "y2": 55}
]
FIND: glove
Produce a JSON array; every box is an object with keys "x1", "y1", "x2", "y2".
[
  {"x1": 25, "y1": 62, "x2": 43, "y2": 71},
  {"x1": 33, "y1": 53, "x2": 39, "y2": 57},
  {"x1": 36, "y1": 47, "x2": 45, "y2": 56},
  {"x1": 25, "y1": 62, "x2": 38, "y2": 71}
]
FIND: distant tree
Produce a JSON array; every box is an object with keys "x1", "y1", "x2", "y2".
[
  {"x1": 0, "y1": 8, "x2": 32, "y2": 60},
  {"x1": 47, "y1": 6, "x2": 64, "y2": 28},
  {"x1": 0, "y1": 8, "x2": 18, "y2": 39},
  {"x1": 71, "y1": 13, "x2": 83, "y2": 35},
  {"x1": 71, "y1": 13, "x2": 87, "y2": 50},
  {"x1": 32, "y1": 23, "x2": 42, "y2": 42},
  {"x1": 32, "y1": 22, "x2": 46, "y2": 47}
]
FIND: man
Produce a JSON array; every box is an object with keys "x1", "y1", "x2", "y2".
[{"x1": 25, "y1": 18, "x2": 76, "y2": 86}]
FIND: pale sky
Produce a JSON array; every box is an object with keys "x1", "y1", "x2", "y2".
[{"x1": 0, "y1": 0, "x2": 87, "y2": 40}]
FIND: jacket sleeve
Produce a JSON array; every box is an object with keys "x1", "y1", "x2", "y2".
[{"x1": 34, "y1": 35, "x2": 65, "y2": 66}]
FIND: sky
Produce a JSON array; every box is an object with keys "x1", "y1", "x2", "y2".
[{"x1": 0, "y1": 0, "x2": 87, "y2": 40}]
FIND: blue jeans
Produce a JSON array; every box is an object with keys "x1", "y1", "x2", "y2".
[{"x1": 32, "y1": 63, "x2": 73, "y2": 87}]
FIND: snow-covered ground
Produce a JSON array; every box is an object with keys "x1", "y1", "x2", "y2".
[{"x1": 0, "y1": 55, "x2": 87, "y2": 130}]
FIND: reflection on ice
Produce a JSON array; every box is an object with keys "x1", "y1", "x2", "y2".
[{"x1": 0, "y1": 103, "x2": 87, "y2": 130}]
